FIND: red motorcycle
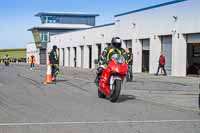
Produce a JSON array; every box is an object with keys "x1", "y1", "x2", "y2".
[{"x1": 98, "y1": 54, "x2": 128, "y2": 102}]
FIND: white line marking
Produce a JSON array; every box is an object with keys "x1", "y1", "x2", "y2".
[{"x1": 0, "y1": 119, "x2": 200, "y2": 126}]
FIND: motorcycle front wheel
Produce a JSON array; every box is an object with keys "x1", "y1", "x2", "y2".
[
  {"x1": 98, "y1": 89, "x2": 106, "y2": 98},
  {"x1": 110, "y1": 79, "x2": 121, "y2": 102}
]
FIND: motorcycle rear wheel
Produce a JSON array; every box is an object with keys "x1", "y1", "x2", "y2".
[{"x1": 110, "y1": 79, "x2": 121, "y2": 102}]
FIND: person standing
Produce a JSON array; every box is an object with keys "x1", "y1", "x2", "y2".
[
  {"x1": 155, "y1": 52, "x2": 167, "y2": 76},
  {"x1": 4, "y1": 54, "x2": 10, "y2": 67},
  {"x1": 125, "y1": 48, "x2": 133, "y2": 81},
  {"x1": 74, "y1": 57, "x2": 77, "y2": 67},
  {"x1": 49, "y1": 45, "x2": 59, "y2": 82},
  {"x1": 29, "y1": 55, "x2": 36, "y2": 70}
]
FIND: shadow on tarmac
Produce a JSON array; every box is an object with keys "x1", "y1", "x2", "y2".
[
  {"x1": 117, "y1": 95, "x2": 136, "y2": 103},
  {"x1": 55, "y1": 79, "x2": 68, "y2": 83}
]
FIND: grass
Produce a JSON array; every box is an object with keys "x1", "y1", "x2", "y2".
[{"x1": 0, "y1": 48, "x2": 26, "y2": 59}]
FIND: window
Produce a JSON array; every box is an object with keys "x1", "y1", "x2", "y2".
[
  {"x1": 40, "y1": 16, "x2": 58, "y2": 24},
  {"x1": 40, "y1": 32, "x2": 49, "y2": 42},
  {"x1": 41, "y1": 16, "x2": 58, "y2": 24}
]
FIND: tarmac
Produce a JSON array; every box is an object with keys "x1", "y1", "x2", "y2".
[{"x1": 0, "y1": 63, "x2": 199, "y2": 133}]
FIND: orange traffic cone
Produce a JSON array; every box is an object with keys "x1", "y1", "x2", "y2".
[{"x1": 43, "y1": 64, "x2": 53, "y2": 84}]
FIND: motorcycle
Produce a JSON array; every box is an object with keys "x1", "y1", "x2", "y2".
[{"x1": 98, "y1": 54, "x2": 128, "y2": 102}]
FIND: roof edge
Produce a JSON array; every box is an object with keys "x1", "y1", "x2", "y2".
[
  {"x1": 28, "y1": 23, "x2": 115, "y2": 32},
  {"x1": 71, "y1": 23, "x2": 115, "y2": 32},
  {"x1": 35, "y1": 12, "x2": 99, "y2": 17},
  {"x1": 115, "y1": 0, "x2": 187, "y2": 17},
  {"x1": 51, "y1": 23, "x2": 115, "y2": 36},
  {"x1": 89, "y1": 23, "x2": 115, "y2": 29}
]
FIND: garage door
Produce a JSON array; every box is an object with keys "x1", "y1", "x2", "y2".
[
  {"x1": 187, "y1": 34, "x2": 200, "y2": 75},
  {"x1": 40, "y1": 49, "x2": 46, "y2": 65},
  {"x1": 142, "y1": 39, "x2": 150, "y2": 72},
  {"x1": 162, "y1": 36, "x2": 172, "y2": 75}
]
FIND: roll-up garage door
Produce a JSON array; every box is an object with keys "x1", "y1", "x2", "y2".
[{"x1": 162, "y1": 36, "x2": 172, "y2": 75}]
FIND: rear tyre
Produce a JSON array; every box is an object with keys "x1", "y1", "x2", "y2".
[
  {"x1": 110, "y1": 79, "x2": 121, "y2": 102},
  {"x1": 98, "y1": 89, "x2": 106, "y2": 98}
]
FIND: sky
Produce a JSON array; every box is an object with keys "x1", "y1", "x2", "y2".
[{"x1": 0, "y1": 0, "x2": 171, "y2": 49}]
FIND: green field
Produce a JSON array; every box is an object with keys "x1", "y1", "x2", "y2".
[{"x1": 0, "y1": 48, "x2": 26, "y2": 59}]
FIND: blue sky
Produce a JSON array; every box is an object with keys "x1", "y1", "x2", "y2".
[{"x1": 0, "y1": 0, "x2": 171, "y2": 49}]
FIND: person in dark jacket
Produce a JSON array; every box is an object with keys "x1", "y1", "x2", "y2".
[
  {"x1": 49, "y1": 45, "x2": 59, "y2": 82},
  {"x1": 155, "y1": 52, "x2": 167, "y2": 76},
  {"x1": 125, "y1": 48, "x2": 133, "y2": 81}
]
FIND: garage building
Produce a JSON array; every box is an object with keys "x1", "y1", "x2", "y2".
[{"x1": 29, "y1": 0, "x2": 200, "y2": 77}]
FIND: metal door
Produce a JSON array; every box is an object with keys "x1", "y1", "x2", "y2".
[
  {"x1": 62, "y1": 48, "x2": 65, "y2": 66},
  {"x1": 68, "y1": 48, "x2": 70, "y2": 67},
  {"x1": 162, "y1": 36, "x2": 172, "y2": 75},
  {"x1": 39, "y1": 48, "x2": 46, "y2": 65},
  {"x1": 81, "y1": 46, "x2": 84, "y2": 68},
  {"x1": 142, "y1": 39, "x2": 150, "y2": 72}
]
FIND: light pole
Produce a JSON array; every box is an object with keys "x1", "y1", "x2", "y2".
[{"x1": 172, "y1": 16, "x2": 178, "y2": 37}]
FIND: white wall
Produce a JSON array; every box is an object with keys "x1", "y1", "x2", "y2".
[
  {"x1": 132, "y1": 38, "x2": 142, "y2": 73},
  {"x1": 116, "y1": 0, "x2": 200, "y2": 76},
  {"x1": 150, "y1": 36, "x2": 162, "y2": 74},
  {"x1": 172, "y1": 34, "x2": 187, "y2": 76},
  {"x1": 48, "y1": 24, "x2": 116, "y2": 69},
  {"x1": 26, "y1": 42, "x2": 40, "y2": 64}
]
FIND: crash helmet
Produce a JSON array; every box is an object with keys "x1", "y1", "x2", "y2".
[{"x1": 111, "y1": 37, "x2": 122, "y2": 49}]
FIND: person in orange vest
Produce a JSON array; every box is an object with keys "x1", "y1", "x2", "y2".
[{"x1": 29, "y1": 55, "x2": 36, "y2": 70}]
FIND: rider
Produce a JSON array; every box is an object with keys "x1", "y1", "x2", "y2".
[
  {"x1": 49, "y1": 45, "x2": 59, "y2": 82},
  {"x1": 95, "y1": 37, "x2": 127, "y2": 84}
]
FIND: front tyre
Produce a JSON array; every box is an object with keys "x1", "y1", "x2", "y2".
[
  {"x1": 98, "y1": 89, "x2": 106, "y2": 98},
  {"x1": 110, "y1": 79, "x2": 121, "y2": 102}
]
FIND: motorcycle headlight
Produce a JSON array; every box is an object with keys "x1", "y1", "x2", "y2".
[
  {"x1": 111, "y1": 54, "x2": 125, "y2": 64},
  {"x1": 117, "y1": 57, "x2": 124, "y2": 64}
]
